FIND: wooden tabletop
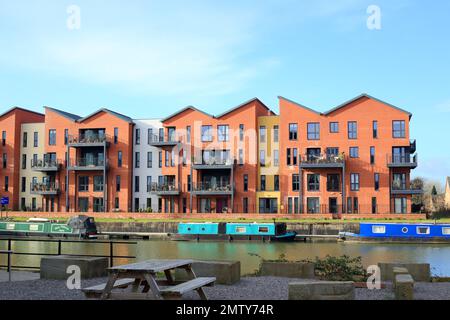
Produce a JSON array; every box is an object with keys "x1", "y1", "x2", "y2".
[{"x1": 108, "y1": 259, "x2": 194, "y2": 273}]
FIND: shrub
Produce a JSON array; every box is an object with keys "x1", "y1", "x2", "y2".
[{"x1": 311, "y1": 255, "x2": 367, "y2": 281}]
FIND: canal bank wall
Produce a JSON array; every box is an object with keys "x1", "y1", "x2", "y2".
[{"x1": 96, "y1": 222, "x2": 360, "y2": 235}]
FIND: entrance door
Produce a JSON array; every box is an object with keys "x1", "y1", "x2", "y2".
[{"x1": 329, "y1": 197, "x2": 338, "y2": 214}]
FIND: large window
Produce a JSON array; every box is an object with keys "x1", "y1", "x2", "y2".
[
  {"x1": 201, "y1": 125, "x2": 213, "y2": 142},
  {"x1": 292, "y1": 174, "x2": 300, "y2": 191},
  {"x1": 307, "y1": 123, "x2": 320, "y2": 140},
  {"x1": 93, "y1": 198, "x2": 104, "y2": 212},
  {"x1": 349, "y1": 147, "x2": 359, "y2": 158},
  {"x1": 307, "y1": 198, "x2": 320, "y2": 213},
  {"x1": 307, "y1": 174, "x2": 320, "y2": 191},
  {"x1": 78, "y1": 176, "x2": 89, "y2": 192},
  {"x1": 330, "y1": 122, "x2": 339, "y2": 133},
  {"x1": 327, "y1": 174, "x2": 340, "y2": 192},
  {"x1": 393, "y1": 120, "x2": 406, "y2": 138},
  {"x1": 48, "y1": 129, "x2": 56, "y2": 145},
  {"x1": 93, "y1": 176, "x2": 104, "y2": 192},
  {"x1": 289, "y1": 123, "x2": 298, "y2": 140},
  {"x1": 259, "y1": 198, "x2": 278, "y2": 214},
  {"x1": 218, "y1": 125, "x2": 229, "y2": 142},
  {"x1": 350, "y1": 173, "x2": 360, "y2": 191},
  {"x1": 347, "y1": 121, "x2": 357, "y2": 139},
  {"x1": 394, "y1": 197, "x2": 407, "y2": 213}
]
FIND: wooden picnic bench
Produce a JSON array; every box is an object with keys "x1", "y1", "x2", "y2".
[{"x1": 82, "y1": 259, "x2": 215, "y2": 300}]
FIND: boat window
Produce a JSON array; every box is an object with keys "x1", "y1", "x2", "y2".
[
  {"x1": 236, "y1": 227, "x2": 246, "y2": 233},
  {"x1": 29, "y1": 224, "x2": 39, "y2": 231},
  {"x1": 6, "y1": 223, "x2": 15, "y2": 230},
  {"x1": 402, "y1": 227, "x2": 408, "y2": 233},
  {"x1": 442, "y1": 227, "x2": 450, "y2": 235},
  {"x1": 258, "y1": 227, "x2": 269, "y2": 233},
  {"x1": 372, "y1": 225, "x2": 386, "y2": 234},
  {"x1": 416, "y1": 226, "x2": 430, "y2": 235}
]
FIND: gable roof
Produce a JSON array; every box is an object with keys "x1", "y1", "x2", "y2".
[
  {"x1": 215, "y1": 98, "x2": 273, "y2": 118},
  {"x1": 77, "y1": 108, "x2": 133, "y2": 123},
  {"x1": 161, "y1": 106, "x2": 213, "y2": 123},
  {"x1": 323, "y1": 93, "x2": 412, "y2": 119},
  {"x1": 45, "y1": 107, "x2": 81, "y2": 121},
  {"x1": 278, "y1": 96, "x2": 322, "y2": 115},
  {"x1": 0, "y1": 107, "x2": 45, "y2": 120}
]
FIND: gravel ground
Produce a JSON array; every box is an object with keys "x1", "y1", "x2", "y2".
[{"x1": 0, "y1": 276, "x2": 449, "y2": 300}]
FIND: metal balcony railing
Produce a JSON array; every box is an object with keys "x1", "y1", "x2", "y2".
[
  {"x1": 30, "y1": 182, "x2": 60, "y2": 194},
  {"x1": 68, "y1": 133, "x2": 110, "y2": 145},
  {"x1": 31, "y1": 159, "x2": 61, "y2": 171},
  {"x1": 391, "y1": 181, "x2": 423, "y2": 194},
  {"x1": 193, "y1": 157, "x2": 234, "y2": 166},
  {"x1": 150, "y1": 182, "x2": 179, "y2": 193},
  {"x1": 69, "y1": 158, "x2": 106, "y2": 168},
  {"x1": 387, "y1": 153, "x2": 418, "y2": 167},
  {"x1": 192, "y1": 182, "x2": 233, "y2": 193},
  {"x1": 299, "y1": 153, "x2": 345, "y2": 167}
]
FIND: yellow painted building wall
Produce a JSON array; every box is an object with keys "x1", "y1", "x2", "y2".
[
  {"x1": 19, "y1": 123, "x2": 45, "y2": 210},
  {"x1": 257, "y1": 115, "x2": 281, "y2": 213}
]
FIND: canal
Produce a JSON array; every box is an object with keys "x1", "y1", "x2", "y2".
[{"x1": 1, "y1": 240, "x2": 450, "y2": 276}]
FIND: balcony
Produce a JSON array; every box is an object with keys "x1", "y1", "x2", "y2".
[
  {"x1": 31, "y1": 159, "x2": 61, "y2": 172},
  {"x1": 192, "y1": 157, "x2": 234, "y2": 170},
  {"x1": 387, "y1": 153, "x2": 418, "y2": 168},
  {"x1": 191, "y1": 182, "x2": 234, "y2": 196},
  {"x1": 299, "y1": 154, "x2": 345, "y2": 168},
  {"x1": 410, "y1": 139, "x2": 416, "y2": 153},
  {"x1": 149, "y1": 183, "x2": 180, "y2": 196},
  {"x1": 391, "y1": 182, "x2": 424, "y2": 195},
  {"x1": 67, "y1": 158, "x2": 108, "y2": 171},
  {"x1": 68, "y1": 133, "x2": 110, "y2": 147},
  {"x1": 30, "y1": 182, "x2": 60, "y2": 196},
  {"x1": 148, "y1": 134, "x2": 178, "y2": 147}
]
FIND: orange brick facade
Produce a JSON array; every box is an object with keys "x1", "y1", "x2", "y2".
[{"x1": 0, "y1": 94, "x2": 420, "y2": 216}]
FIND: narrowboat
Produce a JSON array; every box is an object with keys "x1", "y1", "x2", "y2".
[
  {"x1": 0, "y1": 215, "x2": 98, "y2": 239},
  {"x1": 175, "y1": 222, "x2": 297, "y2": 242},
  {"x1": 339, "y1": 222, "x2": 450, "y2": 243}
]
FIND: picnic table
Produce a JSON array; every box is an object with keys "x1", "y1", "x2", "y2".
[{"x1": 83, "y1": 259, "x2": 215, "y2": 300}]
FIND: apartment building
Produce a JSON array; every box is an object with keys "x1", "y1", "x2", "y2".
[
  {"x1": 0, "y1": 107, "x2": 45, "y2": 211},
  {"x1": 148, "y1": 99, "x2": 274, "y2": 213},
  {"x1": 19, "y1": 122, "x2": 46, "y2": 211},
  {"x1": 132, "y1": 119, "x2": 163, "y2": 212},
  {"x1": 278, "y1": 94, "x2": 419, "y2": 214}
]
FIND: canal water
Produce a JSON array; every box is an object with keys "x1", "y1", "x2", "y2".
[{"x1": 1, "y1": 240, "x2": 450, "y2": 276}]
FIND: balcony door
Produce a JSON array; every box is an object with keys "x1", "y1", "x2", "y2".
[
  {"x1": 306, "y1": 148, "x2": 321, "y2": 161},
  {"x1": 392, "y1": 147, "x2": 409, "y2": 163}
]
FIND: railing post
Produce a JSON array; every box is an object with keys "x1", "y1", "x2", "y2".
[
  {"x1": 58, "y1": 239, "x2": 62, "y2": 255},
  {"x1": 109, "y1": 241, "x2": 114, "y2": 267},
  {"x1": 7, "y1": 239, "x2": 12, "y2": 281}
]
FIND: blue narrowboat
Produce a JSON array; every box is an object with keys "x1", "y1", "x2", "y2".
[
  {"x1": 175, "y1": 222, "x2": 297, "y2": 242},
  {"x1": 340, "y1": 222, "x2": 450, "y2": 243}
]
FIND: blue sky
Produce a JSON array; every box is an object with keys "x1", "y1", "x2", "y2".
[{"x1": 0, "y1": 0, "x2": 449, "y2": 185}]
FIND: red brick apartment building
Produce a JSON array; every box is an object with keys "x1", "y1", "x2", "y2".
[{"x1": 0, "y1": 94, "x2": 421, "y2": 215}]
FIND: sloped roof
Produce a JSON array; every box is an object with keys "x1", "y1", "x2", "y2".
[
  {"x1": 0, "y1": 106, "x2": 45, "y2": 120},
  {"x1": 77, "y1": 108, "x2": 133, "y2": 123},
  {"x1": 161, "y1": 106, "x2": 213, "y2": 123},
  {"x1": 278, "y1": 96, "x2": 322, "y2": 115},
  {"x1": 45, "y1": 107, "x2": 81, "y2": 121},
  {"x1": 215, "y1": 98, "x2": 272, "y2": 118}
]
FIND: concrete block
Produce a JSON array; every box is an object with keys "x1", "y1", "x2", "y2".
[
  {"x1": 395, "y1": 274, "x2": 414, "y2": 300},
  {"x1": 378, "y1": 263, "x2": 430, "y2": 282},
  {"x1": 260, "y1": 262, "x2": 315, "y2": 279},
  {"x1": 40, "y1": 255, "x2": 108, "y2": 280},
  {"x1": 174, "y1": 260, "x2": 240, "y2": 285},
  {"x1": 288, "y1": 280, "x2": 355, "y2": 300}
]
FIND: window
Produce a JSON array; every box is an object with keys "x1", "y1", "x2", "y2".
[
  {"x1": 353, "y1": 197, "x2": 359, "y2": 213},
  {"x1": 327, "y1": 174, "x2": 340, "y2": 192},
  {"x1": 93, "y1": 198, "x2": 104, "y2": 212},
  {"x1": 93, "y1": 176, "x2": 104, "y2": 192},
  {"x1": 292, "y1": 174, "x2": 300, "y2": 191},
  {"x1": 326, "y1": 147, "x2": 339, "y2": 158},
  {"x1": 330, "y1": 122, "x2": 339, "y2": 133},
  {"x1": 187, "y1": 175, "x2": 191, "y2": 191},
  {"x1": 235, "y1": 227, "x2": 247, "y2": 233},
  {"x1": 307, "y1": 123, "x2": 320, "y2": 140},
  {"x1": 259, "y1": 226, "x2": 269, "y2": 233},
  {"x1": 158, "y1": 151, "x2": 162, "y2": 168},
  {"x1": 259, "y1": 126, "x2": 266, "y2": 143},
  {"x1": 273, "y1": 150, "x2": 279, "y2": 166},
  {"x1": 372, "y1": 197, "x2": 377, "y2": 214},
  {"x1": 135, "y1": 128, "x2": 140, "y2": 145},
  {"x1": 147, "y1": 198, "x2": 152, "y2": 210},
  {"x1": 171, "y1": 150, "x2": 175, "y2": 167},
  {"x1": 146, "y1": 176, "x2": 152, "y2": 192},
  {"x1": 23, "y1": 132, "x2": 27, "y2": 147},
  {"x1": 307, "y1": 174, "x2": 320, "y2": 191},
  {"x1": 394, "y1": 197, "x2": 407, "y2": 213},
  {"x1": 243, "y1": 198, "x2": 248, "y2": 213},
  {"x1": 260, "y1": 175, "x2": 266, "y2": 191},
  {"x1": 49, "y1": 129, "x2": 56, "y2": 145},
  {"x1": 165, "y1": 150, "x2": 169, "y2": 167},
  {"x1": 374, "y1": 173, "x2": 380, "y2": 191},
  {"x1": 287, "y1": 148, "x2": 291, "y2": 166},
  {"x1": 114, "y1": 127, "x2": 118, "y2": 144},
  {"x1": 442, "y1": 228, "x2": 450, "y2": 235},
  {"x1": 114, "y1": 197, "x2": 119, "y2": 209},
  {"x1": 289, "y1": 123, "x2": 298, "y2": 140},
  {"x1": 1, "y1": 131, "x2": 5, "y2": 146},
  {"x1": 288, "y1": 198, "x2": 293, "y2": 214},
  {"x1": 260, "y1": 150, "x2": 265, "y2": 167},
  {"x1": 349, "y1": 147, "x2": 359, "y2": 158},
  {"x1": 21, "y1": 177, "x2": 26, "y2": 192},
  {"x1": 370, "y1": 146, "x2": 375, "y2": 164},
  {"x1": 350, "y1": 173, "x2": 360, "y2": 191},
  {"x1": 78, "y1": 176, "x2": 89, "y2": 192},
  {"x1": 158, "y1": 128, "x2": 164, "y2": 142},
  {"x1": 393, "y1": 120, "x2": 405, "y2": 138},
  {"x1": 2, "y1": 153, "x2": 6, "y2": 168},
  {"x1": 186, "y1": 126, "x2": 191, "y2": 143},
  {"x1": 64, "y1": 129, "x2": 68, "y2": 145},
  {"x1": 135, "y1": 152, "x2": 140, "y2": 168},
  {"x1": 218, "y1": 125, "x2": 229, "y2": 142},
  {"x1": 347, "y1": 121, "x2": 357, "y2": 139},
  {"x1": 201, "y1": 125, "x2": 213, "y2": 142},
  {"x1": 4, "y1": 176, "x2": 8, "y2": 191},
  {"x1": 273, "y1": 125, "x2": 279, "y2": 142},
  {"x1": 238, "y1": 149, "x2": 243, "y2": 165},
  {"x1": 147, "y1": 152, "x2": 152, "y2": 168},
  {"x1": 135, "y1": 176, "x2": 140, "y2": 193},
  {"x1": 33, "y1": 132, "x2": 38, "y2": 147},
  {"x1": 417, "y1": 226, "x2": 430, "y2": 235},
  {"x1": 372, "y1": 225, "x2": 386, "y2": 234},
  {"x1": 373, "y1": 121, "x2": 378, "y2": 138},
  {"x1": 239, "y1": 124, "x2": 244, "y2": 141},
  {"x1": 116, "y1": 176, "x2": 121, "y2": 192},
  {"x1": 22, "y1": 154, "x2": 27, "y2": 169},
  {"x1": 274, "y1": 175, "x2": 280, "y2": 191},
  {"x1": 146, "y1": 128, "x2": 153, "y2": 144},
  {"x1": 293, "y1": 148, "x2": 298, "y2": 166},
  {"x1": 307, "y1": 198, "x2": 320, "y2": 213},
  {"x1": 118, "y1": 151, "x2": 122, "y2": 167},
  {"x1": 347, "y1": 197, "x2": 353, "y2": 213},
  {"x1": 167, "y1": 127, "x2": 176, "y2": 142},
  {"x1": 244, "y1": 174, "x2": 248, "y2": 192}
]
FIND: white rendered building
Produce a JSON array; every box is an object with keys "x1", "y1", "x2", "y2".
[{"x1": 132, "y1": 119, "x2": 163, "y2": 212}]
